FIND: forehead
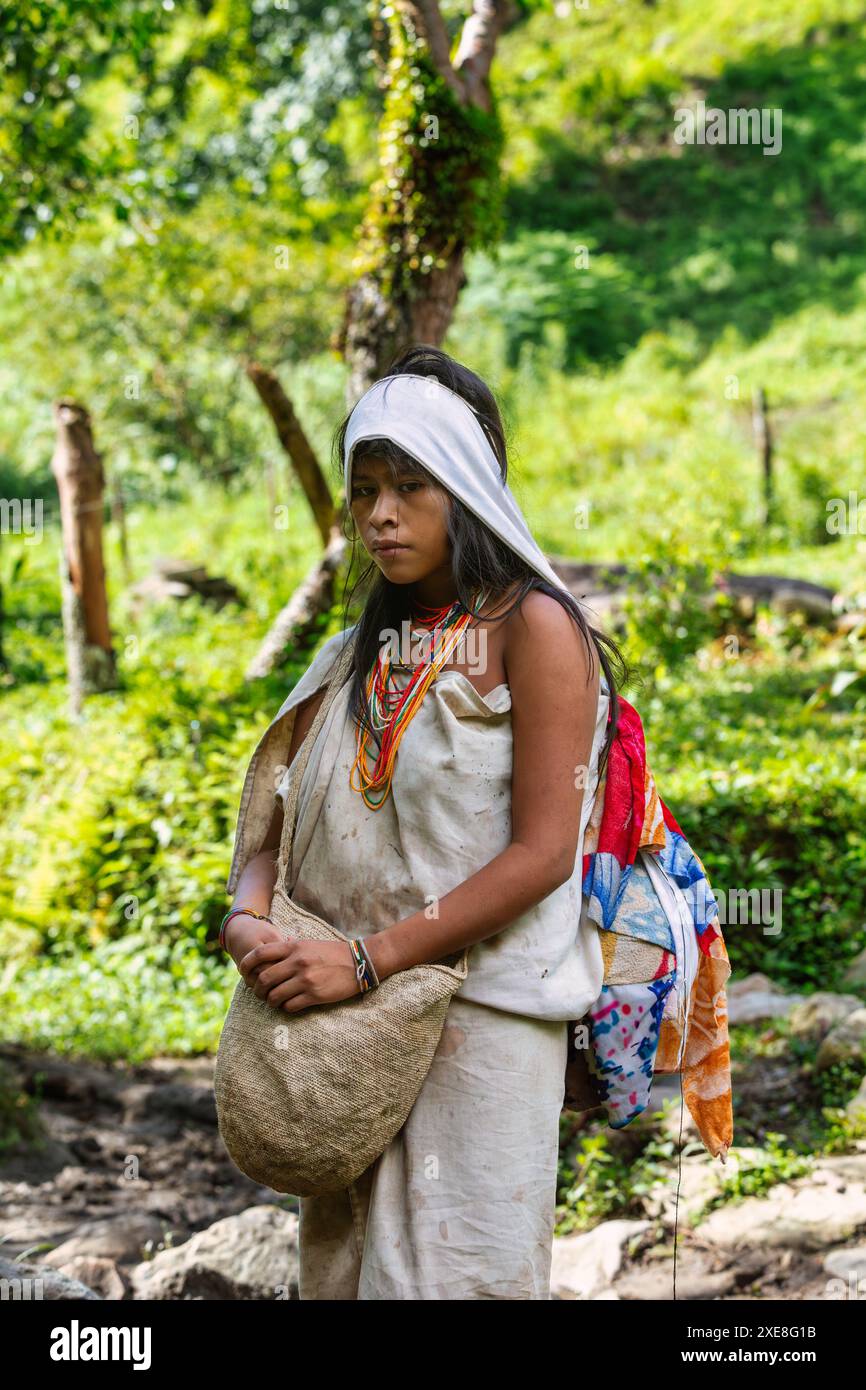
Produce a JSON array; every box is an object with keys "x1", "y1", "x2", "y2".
[{"x1": 349, "y1": 453, "x2": 424, "y2": 479}]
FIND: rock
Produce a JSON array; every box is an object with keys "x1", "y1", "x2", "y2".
[
  {"x1": 640, "y1": 1148, "x2": 765, "y2": 1226},
  {"x1": 816, "y1": 1009, "x2": 866, "y2": 1071},
  {"x1": 787, "y1": 993, "x2": 863, "y2": 1041},
  {"x1": 53, "y1": 1166, "x2": 93, "y2": 1194},
  {"x1": 0, "y1": 1255, "x2": 101, "y2": 1300},
  {"x1": 725, "y1": 973, "x2": 805, "y2": 1024},
  {"x1": 46, "y1": 1256, "x2": 128, "y2": 1301},
  {"x1": 846, "y1": 1076, "x2": 866, "y2": 1120},
  {"x1": 550, "y1": 1219, "x2": 651, "y2": 1299},
  {"x1": 0, "y1": 1137, "x2": 78, "y2": 1184},
  {"x1": 128, "y1": 1204, "x2": 300, "y2": 1301},
  {"x1": 42, "y1": 1214, "x2": 171, "y2": 1268},
  {"x1": 842, "y1": 947, "x2": 866, "y2": 988},
  {"x1": 824, "y1": 1246, "x2": 866, "y2": 1280},
  {"x1": 696, "y1": 1155, "x2": 866, "y2": 1252},
  {"x1": 614, "y1": 1263, "x2": 737, "y2": 1300},
  {"x1": 729, "y1": 991, "x2": 804, "y2": 1025},
  {"x1": 824, "y1": 1245, "x2": 866, "y2": 1299},
  {"x1": 727, "y1": 972, "x2": 783, "y2": 997},
  {"x1": 119, "y1": 1080, "x2": 217, "y2": 1130}
]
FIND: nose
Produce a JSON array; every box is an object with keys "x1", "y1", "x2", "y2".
[{"x1": 368, "y1": 484, "x2": 400, "y2": 529}]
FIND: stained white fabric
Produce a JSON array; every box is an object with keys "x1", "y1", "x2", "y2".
[
  {"x1": 343, "y1": 372, "x2": 575, "y2": 598},
  {"x1": 276, "y1": 663, "x2": 610, "y2": 1021},
  {"x1": 276, "y1": 653, "x2": 609, "y2": 1299},
  {"x1": 228, "y1": 363, "x2": 614, "y2": 1297},
  {"x1": 297, "y1": 994, "x2": 568, "y2": 1300}
]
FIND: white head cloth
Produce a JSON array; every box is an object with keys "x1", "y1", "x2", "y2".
[{"x1": 343, "y1": 373, "x2": 571, "y2": 595}]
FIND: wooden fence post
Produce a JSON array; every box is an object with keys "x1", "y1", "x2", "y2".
[
  {"x1": 752, "y1": 387, "x2": 774, "y2": 526},
  {"x1": 51, "y1": 399, "x2": 118, "y2": 713}
]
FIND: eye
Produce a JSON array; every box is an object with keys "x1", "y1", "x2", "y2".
[{"x1": 399, "y1": 481, "x2": 422, "y2": 493}]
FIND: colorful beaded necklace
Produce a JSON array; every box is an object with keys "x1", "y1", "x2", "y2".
[{"x1": 349, "y1": 584, "x2": 491, "y2": 810}]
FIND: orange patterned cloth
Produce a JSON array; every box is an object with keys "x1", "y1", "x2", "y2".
[{"x1": 576, "y1": 695, "x2": 733, "y2": 1162}]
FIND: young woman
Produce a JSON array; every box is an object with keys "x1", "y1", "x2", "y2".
[{"x1": 223, "y1": 344, "x2": 629, "y2": 1300}]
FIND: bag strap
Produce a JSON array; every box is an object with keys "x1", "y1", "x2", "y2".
[{"x1": 276, "y1": 633, "x2": 358, "y2": 892}]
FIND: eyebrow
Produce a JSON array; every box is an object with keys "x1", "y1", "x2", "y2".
[{"x1": 350, "y1": 466, "x2": 425, "y2": 482}]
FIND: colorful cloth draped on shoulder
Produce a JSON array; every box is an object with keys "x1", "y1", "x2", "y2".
[{"x1": 579, "y1": 694, "x2": 733, "y2": 1162}]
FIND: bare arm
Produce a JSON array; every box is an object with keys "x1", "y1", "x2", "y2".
[{"x1": 365, "y1": 591, "x2": 600, "y2": 981}]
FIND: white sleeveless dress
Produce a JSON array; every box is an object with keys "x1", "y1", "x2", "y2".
[{"x1": 273, "y1": 657, "x2": 611, "y2": 1300}]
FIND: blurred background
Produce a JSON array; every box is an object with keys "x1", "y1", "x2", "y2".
[{"x1": 0, "y1": 0, "x2": 864, "y2": 1302}]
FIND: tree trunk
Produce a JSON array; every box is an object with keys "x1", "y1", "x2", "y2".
[
  {"x1": 244, "y1": 524, "x2": 349, "y2": 682},
  {"x1": 335, "y1": 0, "x2": 519, "y2": 399},
  {"x1": 244, "y1": 361, "x2": 337, "y2": 544},
  {"x1": 341, "y1": 256, "x2": 469, "y2": 405},
  {"x1": 752, "y1": 386, "x2": 774, "y2": 526},
  {"x1": 111, "y1": 481, "x2": 132, "y2": 584},
  {"x1": 50, "y1": 400, "x2": 118, "y2": 712}
]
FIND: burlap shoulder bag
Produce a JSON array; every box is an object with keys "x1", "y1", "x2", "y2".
[{"x1": 214, "y1": 633, "x2": 470, "y2": 1196}]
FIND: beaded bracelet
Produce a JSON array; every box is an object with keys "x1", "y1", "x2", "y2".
[
  {"x1": 358, "y1": 937, "x2": 380, "y2": 987},
  {"x1": 219, "y1": 906, "x2": 274, "y2": 952},
  {"x1": 348, "y1": 938, "x2": 380, "y2": 993}
]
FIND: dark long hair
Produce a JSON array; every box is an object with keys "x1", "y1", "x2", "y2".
[{"x1": 330, "y1": 344, "x2": 630, "y2": 780}]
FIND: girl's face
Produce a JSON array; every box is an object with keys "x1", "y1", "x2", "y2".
[{"x1": 349, "y1": 455, "x2": 457, "y2": 601}]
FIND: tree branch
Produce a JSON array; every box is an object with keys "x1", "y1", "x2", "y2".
[
  {"x1": 397, "y1": 1, "x2": 466, "y2": 100},
  {"x1": 454, "y1": 0, "x2": 521, "y2": 108}
]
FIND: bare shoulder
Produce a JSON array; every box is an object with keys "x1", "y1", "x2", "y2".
[{"x1": 504, "y1": 589, "x2": 597, "y2": 690}]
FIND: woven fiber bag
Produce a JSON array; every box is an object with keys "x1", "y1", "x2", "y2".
[{"x1": 214, "y1": 634, "x2": 470, "y2": 1196}]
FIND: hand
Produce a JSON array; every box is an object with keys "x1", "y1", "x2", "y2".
[
  {"x1": 225, "y1": 914, "x2": 282, "y2": 971},
  {"x1": 239, "y1": 938, "x2": 362, "y2": 1013}
]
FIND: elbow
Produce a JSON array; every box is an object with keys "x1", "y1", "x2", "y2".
[
  {"x1": 548, "y1": 850, "x2": 578, "y2": 891},
  {"x1": 513, "y1": 840, "x2": 578, "y2": 894}
]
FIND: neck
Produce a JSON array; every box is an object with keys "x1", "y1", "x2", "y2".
[{"x1": 409, "y1": 574, "x2": 459, "y2": 609}]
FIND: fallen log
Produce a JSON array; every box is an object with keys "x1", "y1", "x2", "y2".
[
  {"x1": 547, "y1": 557, "x2": 838, "y2": 624},
  {"x1": 130, "y1": 557, "x2": 244, "y2": 613}
]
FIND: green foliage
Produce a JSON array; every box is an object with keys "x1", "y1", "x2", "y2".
[
  {"x1": 619, "y1": 527, "x2": 737, "y2": 695},
  {"x1": 499, "y1": 0, "x2": 866, "y2": 355},
  {"x1": 0, "y1": 1, "x2": 168, "y2": 252},
  {"x1": 695, "y1": 1133, "x2": 814, "y2": 1219},
  {"x1": 457, "y1": 231, "x2": 649, "y2": 369},
  {"x1": 0, "y1": 1058, "x2": 44, "y2": 1155},
  {"x1": 813, "y1": 1057, "x2": 866, "y2": 1110},
  {"x1": 818, "y1": 1102, "x2": 866, "y2": 1154},
  {"x1": 555, "y1": 1123, "x2": 697, "y2": 1234},
  {"x1": 643, "y1": 641, "x2": 866, "y2": 988},
  {"x1": 353, "y1": 8, "x2": 505, "y2": 297},
  {"x1": 0, "y1": 1, "x2": 372, "y2": 257},
  {"x1": 0, "y1": 935, "x2": 236, "y2": 1063}
]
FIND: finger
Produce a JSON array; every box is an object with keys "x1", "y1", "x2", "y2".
[
  {"x1": 239, "y1": 940, "x2": 294, "y2": 976},
  {"x1": 251, "y1": 957, "x2": 298, "y2": 999},
  {"x1": 266, "y1": 976, "x2": 308, "y2": 1008},
  {"x1": 280, "y1": 993, "x2": 315, "y2": 1013}
]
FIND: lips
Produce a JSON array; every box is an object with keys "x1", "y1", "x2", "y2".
[{"x1": 374, "y1": 541, "x2": 409, "y2": 553}]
